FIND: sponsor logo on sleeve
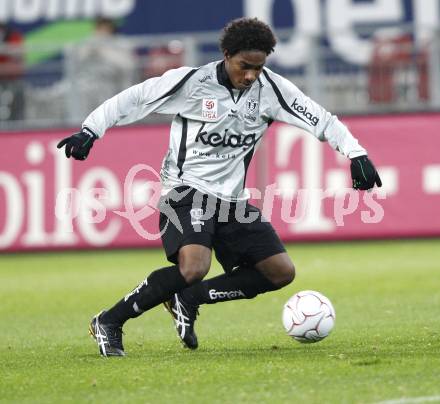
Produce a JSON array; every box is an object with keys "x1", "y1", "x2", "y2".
[
  {"x1": 291, "y1": 98, "x2": 320, "y2": 126},
  {"x1": 199, "y1": 74, "x2": 212, "y2": 83}
]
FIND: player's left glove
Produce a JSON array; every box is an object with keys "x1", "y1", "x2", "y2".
[
  {"x1": 350, "y1": 155, "x2": 382, "y2": 190},
  {"x1": 57, "y1": 127, "x2": 98, "y2": 160}
]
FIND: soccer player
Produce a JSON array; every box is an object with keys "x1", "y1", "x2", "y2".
[{"x1": 57, "y1": 18, "x2": 382, "y2": 357}]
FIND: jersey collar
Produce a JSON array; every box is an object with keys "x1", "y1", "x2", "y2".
[
  {"x1": 216, "y1": 61, "x2": 245, "y2": 104},
  {"x1": 216, "y1": 61, "x2": 234, "y2": 90}
]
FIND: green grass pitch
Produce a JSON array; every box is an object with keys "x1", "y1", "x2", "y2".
[{"x1": 0, "y1": 240, "x2": 439, "y2": 404}]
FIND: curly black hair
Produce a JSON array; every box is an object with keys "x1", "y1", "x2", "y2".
[{"x1": 220, "y1": 18, "x2": 276, "y2": 56}]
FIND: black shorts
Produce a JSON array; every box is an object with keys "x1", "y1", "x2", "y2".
[{"x1": 159, "y1": 186, "x2": 286, "y2": 272}]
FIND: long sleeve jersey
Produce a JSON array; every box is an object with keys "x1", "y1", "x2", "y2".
[{"x1": 83, "y1": 60, "x2": 366, "y2": 202}]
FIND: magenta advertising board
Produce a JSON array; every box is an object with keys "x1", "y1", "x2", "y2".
[
  {"x1": 1, "y1": 113, "x2": 439, "y2": 252},
  {"x1": 263, "y1": 114, "x2": 440, "y2": 241}
]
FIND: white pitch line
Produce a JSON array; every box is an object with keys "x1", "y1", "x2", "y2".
[{"x1": 374, "y1": 396, "x2": 440, "y2": 404}]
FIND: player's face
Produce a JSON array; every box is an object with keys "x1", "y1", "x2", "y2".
[{"x1": 224, "y1": 50, "x2": 267, "y2": 90}]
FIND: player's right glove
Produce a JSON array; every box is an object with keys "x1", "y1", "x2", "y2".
[
  {"x1": 350, "y1": 155, "x2": 382, "y2": 190},
  {"x1": 56, "y1": 127, "x2": 98, "y2": 160}
]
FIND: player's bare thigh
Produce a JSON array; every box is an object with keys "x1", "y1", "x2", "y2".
[
  {"x1": 255, "y1": 252, "x2": 295, "y2": 288},
  {"x1": 178, "y1": 244, "x2": 212, "y2": 283}
]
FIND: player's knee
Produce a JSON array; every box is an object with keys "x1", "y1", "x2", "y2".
[
  {"x1": 178, "y1": 246, "x2": 211, "y2": 283},
  {"x1": 256, "y1": 253, "x2": 295, "y2": 288},
  {"x1": 285, "y1": 262, "x2": 296, "y2": 284},
  {"x1": 274, "y1": 262, "x2": 296, "y2": 288},
  {"x1": 179, "y1": 263, "x2": 209, "y2": 283}
]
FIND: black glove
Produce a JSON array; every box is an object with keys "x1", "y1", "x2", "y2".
[
  {"x1": 57, "y1": 127, "x2": 98, "y2": 160},
  {"x1": 350, "y1": 155, "x2": 382, "y2": 190}
]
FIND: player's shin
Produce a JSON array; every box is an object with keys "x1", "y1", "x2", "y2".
[
  {"x1": 179, "y1": 266, "x2": 279, "y2": 305},
  {"x1": 100, "y1": 265, "x2": 191, "y2": 325}
]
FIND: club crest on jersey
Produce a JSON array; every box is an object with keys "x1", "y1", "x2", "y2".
[
  {"x1": 246, "y1": 98, "x2": 258, "y2": 114},
  {"x1": 202, "y1": 98, "x2": 218, "y2": 121}
]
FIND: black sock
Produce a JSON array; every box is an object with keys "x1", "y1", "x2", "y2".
[
  {"x1": 180, "y1": 266, "x2": 279, "y2": 306},
  {"x1": 101, "y1": 265, "x2": 189, "y2": 326}
]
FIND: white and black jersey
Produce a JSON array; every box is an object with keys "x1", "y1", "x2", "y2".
[{"x1": 83, "y1": 60, "x2": 366, "y2": 202}]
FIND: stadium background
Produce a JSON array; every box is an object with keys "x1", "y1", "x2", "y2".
[{"x1": 1, "y1": 1, "x2": 440, "y2": 403}]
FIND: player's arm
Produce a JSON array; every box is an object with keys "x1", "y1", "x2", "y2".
[
  {"x1": 263, "y1": 68, "x2": 381, "y2": 190},
  {"x1": 57, "y1": 66, "x2": 198, "y2": 160}
]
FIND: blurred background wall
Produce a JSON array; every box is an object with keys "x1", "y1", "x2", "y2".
[
  {"x1": 0, "y1": 0, "x2": 439, "y2": 128},
  {"x1": 0, "y1": 0, "x2": 439, "y2": 251}
]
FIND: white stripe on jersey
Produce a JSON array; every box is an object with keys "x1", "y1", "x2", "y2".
[{"x1": 83, "y1": 60, "x2": 366, "y2": 202}]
